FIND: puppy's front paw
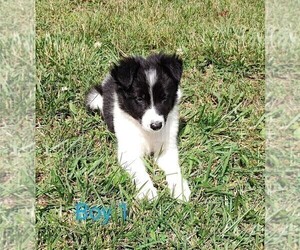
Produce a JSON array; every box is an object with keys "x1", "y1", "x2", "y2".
[
  {"x1": 136, "y1": 181, "x2": 158, "y2": 201},
  {"x1": 168, "y1": 177, "x2": 191, "y2": 202}
]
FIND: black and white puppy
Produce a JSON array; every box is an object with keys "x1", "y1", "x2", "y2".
[{"x1": 86, "y1": 53, "x2": 191, "y2": 201}]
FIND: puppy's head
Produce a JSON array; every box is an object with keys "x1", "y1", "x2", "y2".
[{"x1": 111, "y1": 53, "x2": 183, "y2": 132}]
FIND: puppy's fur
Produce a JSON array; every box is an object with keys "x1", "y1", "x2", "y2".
[{"x1": 86, "y1": 53, "x2": 191, "y2": 201}]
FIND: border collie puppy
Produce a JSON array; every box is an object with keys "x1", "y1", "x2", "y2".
[{"x1": 86, "y1": 53, "x2": 191, "y2": 201}]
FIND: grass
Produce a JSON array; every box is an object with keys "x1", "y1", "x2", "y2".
[
  {"x1": 265, "y1": 0, "x2": 300, "y2": 249},
  {"x1": 36, "y1": 0, "x2": 265, "y2": 249},
  {"x1": 0, "y1": 0, "x2": 35, "y2": 249}
]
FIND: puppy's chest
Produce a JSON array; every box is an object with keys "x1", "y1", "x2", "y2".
[
  {"x1": 142, "y1": 132, "x2": 167, "y2": 154},
  {"x1": 116, "y1": 125, "x2": 167, "y2": 154}
]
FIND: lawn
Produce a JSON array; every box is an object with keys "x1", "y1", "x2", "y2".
[{"x1": 36, "y1": 0, "x2": 265, "y2": 249}]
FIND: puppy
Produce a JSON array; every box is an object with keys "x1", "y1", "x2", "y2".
[{"x1": 86, "y1": 53, "x2": 191, "y2": 201}]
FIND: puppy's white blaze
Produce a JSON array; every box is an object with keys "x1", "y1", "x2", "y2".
[
  {"x1": 141, "y1": 107, "x2": 164, "y2": 131},
  {"x1": 145, "y1": 69, "x2": 157, "y2": 87},
  {"x1": 86, "y1": 88, "x2": 103, "y2": 112}
]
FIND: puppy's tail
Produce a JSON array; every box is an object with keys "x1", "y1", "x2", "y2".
[{"x1": 86, "y1": 85, "x2": 103, "y2": 113}]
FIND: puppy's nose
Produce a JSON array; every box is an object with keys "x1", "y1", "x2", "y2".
[{"x1": 150, "y1": 121, "x2": 162, "y2": 131}]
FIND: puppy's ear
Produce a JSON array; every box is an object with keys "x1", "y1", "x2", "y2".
[
  {"x1": 111, "y1": 57, "x2": 140, "y2": 89},
  {"x1": 159, "y1": 54, "x2": 183, "y2": 82}
]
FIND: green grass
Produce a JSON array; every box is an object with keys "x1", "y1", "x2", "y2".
[
  {"x1": 36, "y1": 0, "x2": 265, "y2": 249},
  {"x1": 265, "y1": 0, "x2": 300, "y2": 249},
  {"x1": 0, "y1": 0, "x2": 35, "y2": 249}
]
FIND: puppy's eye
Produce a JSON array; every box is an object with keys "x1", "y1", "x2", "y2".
[
  {"x1": 135, "y1": 96, "x2": 144, "y2": 103},
  {"x1": 161, "y1": 95, "x2": 168, "y2": 103}
]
